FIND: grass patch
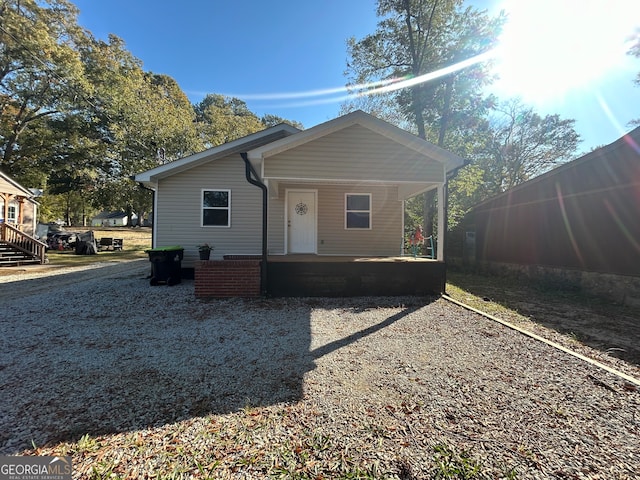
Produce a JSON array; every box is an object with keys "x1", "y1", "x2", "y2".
[
  {"x1": 46, "y1": 248, "x2": 146, "y2": 266},
  {"x1": 445, "y1": 273, "x2": 527, "y2": 323},
  {"x1": 0, "y1": 228, "x2": 152, "y2": 276},
  {"x1": 446, "y1": 269, "x2": 640, "y2": 366},
  {"x1": 446, "y1": 269, "x2": 636, "y2": 321},
  {"x1": 47, "y1": 228, "x2": 151, "y2": 268}
]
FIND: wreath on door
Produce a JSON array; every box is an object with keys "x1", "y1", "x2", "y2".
[{"x1": 295, "y1": 202, "x2": 308, "y2": 215}]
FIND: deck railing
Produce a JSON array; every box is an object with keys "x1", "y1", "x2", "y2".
[{"x1": 0, "y1": 222, "x2": 47, "y2": 264}]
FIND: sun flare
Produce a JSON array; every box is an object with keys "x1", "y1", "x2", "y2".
[{"x1": 492, "y1": 0, "x2": 640, "y2": 103}]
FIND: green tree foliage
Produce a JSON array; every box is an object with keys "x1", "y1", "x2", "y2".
[
  {"x1": 1, "y1": 0, "x2": 304, "y2": 225},
  {"x1": 345, "y1": 0, "x2": 504, "y2": 237},
  {"x1": 446, "y1": 162, "x2": 486, "y2": 228},
  {"x1": 194, "y1": 94, "x2": 265, "y2": 148},
  {"x1": 78, "y1": 34, "x2": 204, "y2": 224},
  {"x1": 346, "y1": 0, "x2": 503, "y2": 144},
  {"x1": 260, "y1": 113, "x2": 304, "y2": 130},
  {"x1": 628, "y1": 28, "x2": 640, "y2": 126},
  {"x1": 47, "y1": 166, "x2": 95, "y2": 225},
  {"x1": 345, "y1": 1, "x2": 582, "y2": 238},
  {"x1": 80, "y1": 36, "x2": 199, "y2": 170},
  {"x1": 630, "y1": 28, "x2": 640, "y2": 84},
  {"x1": 445, "y1": 99, "x2": 580, "y2": 230},
  {"x1": 478, "y1": 98, "x2": 580, "y2": 195},
  {"x1": 0, "y1": 0, "x2": 86, "y2": 175}
]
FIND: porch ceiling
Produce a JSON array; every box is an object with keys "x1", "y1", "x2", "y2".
[{"x1": 265, "y1": 177, "x2": 438, "y2": 200}]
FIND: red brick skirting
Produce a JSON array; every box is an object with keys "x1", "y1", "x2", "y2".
[{"x1": 195, "y1": 260, "x2": 261, "y2": 298}]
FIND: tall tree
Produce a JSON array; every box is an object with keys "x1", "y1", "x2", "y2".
[
  {"x1": 628, "y1": 28, "x2": 640, "y2": 126},
  {"x1": 478, "y1": 98, "x2": 580, "y2": 196},
  {"x1": 345, "y1": 0, "x2": 504, "y2": 235},
  {"x1": 630, "y1": 28, "x2": 640, "y2": 84},
  {"x1": 0, "y1": 0, "x2": 87, "y2": 175},
  {"x1": 47, "y1": 165, "x2": 95, "y2": 225},
  {"x1": 79, "y1": 34, "x2": 201, "y2": 223},
  {"x1": 346, "y1": 0, "x2": 503, "y2": 144},
  {"x1": 194, "y1": 94, "x2": 264, "y2": 148},
  {"x1": 445, "y1": 99, "x2": 580, "y2": 231},
  {"x1": 260, "y1": 114, "x2": 304, "y2": 130}
]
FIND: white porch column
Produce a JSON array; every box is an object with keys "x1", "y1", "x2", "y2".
[{"x1": 437, "y1": 184, "x2": 445, "y2": 261}]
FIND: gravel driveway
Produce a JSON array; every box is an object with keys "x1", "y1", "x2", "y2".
[{"x1": 1, "y1": 260, "x2": 639, "y2": 478}]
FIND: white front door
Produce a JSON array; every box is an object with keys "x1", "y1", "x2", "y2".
[{"x1": 287, "y1": 190, "x2": 316, "y2": 253}]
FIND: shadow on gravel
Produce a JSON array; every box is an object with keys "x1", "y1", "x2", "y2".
[
  {"x1": 0, "y1": 266, "x2": 433, "y2": 453},
  {"x1": 311, "y1": 304, "x2": 422, "y2": 360},
  {"x1": 447, "y1": 270, "x2": 640, "y2": 366}
]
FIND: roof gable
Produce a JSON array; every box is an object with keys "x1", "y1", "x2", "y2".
[
  {"x1": 247, "y1": 110, "x2": 464, "y2": 172},
  {"x1": 0, "y1": 170, "x2": 36, "y2": 199},
  {"x1": 135, "y1": 123, "x2": 300, "y2": 186}
]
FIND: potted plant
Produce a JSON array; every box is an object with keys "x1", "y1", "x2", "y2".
[{"x1": 198, "y1": 243, "x2": 213, "y2": 260}]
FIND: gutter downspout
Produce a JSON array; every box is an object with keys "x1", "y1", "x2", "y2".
[{"x1": 240, "y1": 152, "x2": 268, "y2": 296}]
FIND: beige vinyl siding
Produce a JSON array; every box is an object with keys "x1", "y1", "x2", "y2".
[
  {"x1": 263, "y1": 124, "x2": 444, "y2": 183},
  {"x1": 0, "y1": 178, "x2": 37, "y2": 236},
  {"x1": 267, "y1": 183, "x2": 402, "y2": 256},
  {"x1": 319, "y1": 184, "x2": 401, "y2": 255},
  {"x1": 156, "y1": 155, "x2": 263, "y2": 267},
  {"x1": 20, "y1": 201, "x2": 36, "y2": 235},
  {"x1": 267, "y1": 191, "x2": 286, "y2": 255}
]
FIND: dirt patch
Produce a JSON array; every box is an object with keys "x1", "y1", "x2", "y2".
[{"x1": 447, "y1": 271, "x2": 640, "y2": 367}]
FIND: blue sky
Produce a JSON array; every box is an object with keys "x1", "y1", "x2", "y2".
[{"x1": 72, "y1": 0, "x2": 640, "y2": 153}]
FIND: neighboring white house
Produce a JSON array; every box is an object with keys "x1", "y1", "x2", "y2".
[
  {"x1": 91, "y1": 211, "x2": 137, "y2": 227},
  {"x1": 135, "y1": 110, "x2": 464, "y2": 269}
]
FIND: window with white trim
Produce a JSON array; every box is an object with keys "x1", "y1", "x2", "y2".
[
  {"x1": 345, "y1": 193, "x2": 371, "y2": 229},
  {"x1": 202, "y1": 189, "x2": 230, "y2": 227},
  {"x1": 1, "y1": 200, "x2": 18, "y2": 223},
  {"x1": 8, "y1": 202, "x2": 17, "y2": 223}
]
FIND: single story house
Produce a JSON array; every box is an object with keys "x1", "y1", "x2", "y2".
[
  {"x1": 135, "y1": 110, "x2": 464, "y2": 297},
  {"x1": 0, "y1": 170, "x2": 47, "y2": 264},
  {"x1": 91, "y1": 211, "x2": 137, "y2": 227},
  {"x1": 452, "y1": 125, "x2": 640, "y2": 305},
  {"x1": 0, "y1": 170, "x2": 38, "y2": 236}
]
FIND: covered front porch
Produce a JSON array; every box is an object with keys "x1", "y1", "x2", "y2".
[
  {"x1": 193, "y1": 254, "x2": 445, "y2": 298},
  {"x1": 0, "y1": 172, "x2": 46, "y2": 265},
  {"x1": 266, "y1": 255, "x2": 444, "y2": 297},
  {"x1": 189, "y1": 111, "x2": 464, "y2": 299}
]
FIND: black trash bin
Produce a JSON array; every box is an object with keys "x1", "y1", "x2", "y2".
[{"x1": 145, "y1": 246, "x2": 184, "y2": 286}]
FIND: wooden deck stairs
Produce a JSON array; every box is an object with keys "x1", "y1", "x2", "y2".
[{"x1": 0, "y1": 223, "x2": 47, "y2": 266}]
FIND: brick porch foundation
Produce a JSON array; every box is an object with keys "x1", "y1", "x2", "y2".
[{"x1": 194, "y1": 259, "x2": 261, "y2": 298}]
